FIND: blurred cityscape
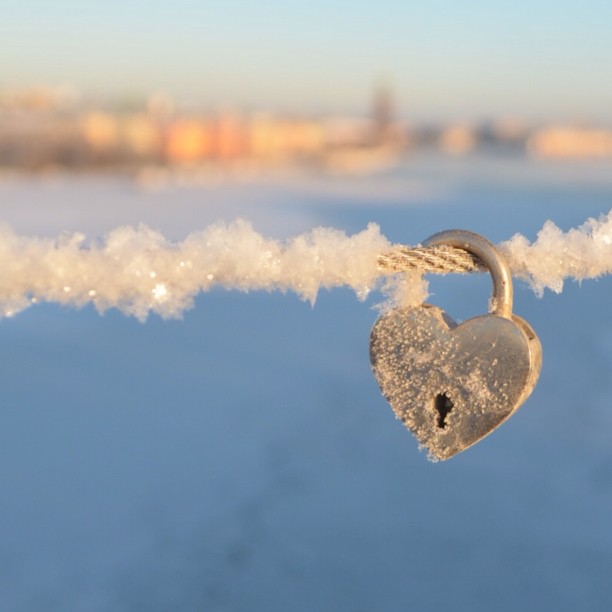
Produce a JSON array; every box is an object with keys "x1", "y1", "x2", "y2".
[{"x1": 2, "y1": 84, "x2": 612, "y2": 183}]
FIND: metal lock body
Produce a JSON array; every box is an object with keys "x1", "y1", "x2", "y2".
[{"x1": 370, "y1": 230, "x2": 542, "y2": 461}]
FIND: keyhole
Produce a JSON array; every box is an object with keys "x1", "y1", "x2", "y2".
[{"x1": 435, "y1": 393, "x2": 454, "y2": 429}]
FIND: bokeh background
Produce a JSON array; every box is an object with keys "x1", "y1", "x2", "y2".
[{"x1": 1, "y1": 2, "x2": 612, "y2": 610}]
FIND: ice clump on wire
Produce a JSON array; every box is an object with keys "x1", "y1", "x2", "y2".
[
  {"x1": 500, "y1": 209, "x2": 612, "y2": 295},
  {"x1": 0, "y1": 221, "x2": 411, "y2": 320}
]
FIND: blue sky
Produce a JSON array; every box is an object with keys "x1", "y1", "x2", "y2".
[{"x1": 2, "y1": 0, "x2": 612, "y2": 121}]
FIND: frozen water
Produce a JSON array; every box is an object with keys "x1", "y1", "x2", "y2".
[{"x1": 1, "y1": 155, "x2": 612, "y2": 611}]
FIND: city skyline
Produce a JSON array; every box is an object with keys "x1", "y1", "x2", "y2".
[{"x1": 2, "y1": 1, "x2": 612, "y2": 122}]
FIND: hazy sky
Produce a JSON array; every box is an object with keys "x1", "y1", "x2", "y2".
[{"x1": 2, "y1": 0, "x2": 612, "y2": 121}]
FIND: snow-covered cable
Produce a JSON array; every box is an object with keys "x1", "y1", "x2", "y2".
[{"x1": 0, "y1": 209, "x2": 611, "y2": 320}]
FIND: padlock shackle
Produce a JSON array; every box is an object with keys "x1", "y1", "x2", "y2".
[{"x1": 422, "y1": 229, "x2": 513, "y2": 319}]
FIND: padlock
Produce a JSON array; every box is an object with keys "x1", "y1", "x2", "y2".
[{"x1": 370, "y1": 230, "x2": 542, "y2": 461}]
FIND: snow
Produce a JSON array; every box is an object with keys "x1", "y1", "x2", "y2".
[
  {"x1": 0, "y1": 221, "x2": 392, "y2": 319},
  {"x1": 502, "y1": 210, "x2": 612, "y2": 294},
  {"x1": 1, "y1": 201, "x2": 611, "y2": 320},
  {"x1": 1, "y1": 155, "x2": 612, "y2": 611}
]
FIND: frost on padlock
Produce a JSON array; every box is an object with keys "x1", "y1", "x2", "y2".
[{"x1": 370, "y1": 230, "x2": 542, "y2": 461}]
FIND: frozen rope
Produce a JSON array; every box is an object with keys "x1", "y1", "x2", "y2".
[{"x1": 0, "y1": 209, "x2": 611, "y2": 320}]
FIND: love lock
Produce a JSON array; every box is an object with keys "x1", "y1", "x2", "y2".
[{"x1": 370, "y1": 230, "x2": 542, "y2": 461}]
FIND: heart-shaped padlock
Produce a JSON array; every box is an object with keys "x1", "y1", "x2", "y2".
[{"x1": 370, "y1": 230, "x2": 542, "y2": 461}]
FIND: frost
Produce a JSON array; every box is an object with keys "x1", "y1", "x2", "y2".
[
  {"x1": 0, "y1": 209, "x2": 610, "y2": 320},
  {"x1": 0, "y1": 221, "x2": 397, "y2": 320},
  {"x1": 500, "y1": 209, "x2": 612, "y2": 295},
  {"x1": 377, "y1": 271, "x2": 430, "y2": 313}
]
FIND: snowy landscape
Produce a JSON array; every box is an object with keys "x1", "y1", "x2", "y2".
[{"x1": 1, "y1": 154, "x2": 612, "y2": 610}]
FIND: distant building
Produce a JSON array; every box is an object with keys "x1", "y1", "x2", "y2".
[
  {"x1": 372, "y1": 84, "x2": 394, "y2": 144},
  {"x1": 121, "y1": 114, "x2": 161, "y2": 161},
  {"x1": 528, "y1": 127, "x2": 612, "y2": 158},
  {"x1": 439, "y1": 125, "x2": 476, "y2": 155},
  {"x1": 214, "y1": 112, "x2": 247, "y2": 162},
  {"x1": 0, "y1": 84, "x2": 409, "y2": 175},
  {"x1": 164, "y1": 118, "x2": 213, "y2": 164},
  {"x1": 79, "y1": 112, "x2": 119, "y2": 152},
  {"x1": 370, "y1": 84, "x2": 408, "y2": 149}
]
